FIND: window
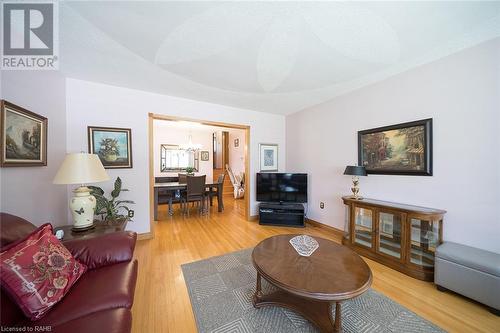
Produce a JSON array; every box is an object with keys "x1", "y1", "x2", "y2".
[{"x1": 160, "y1": 144, "x2": 199, "y2": 172}]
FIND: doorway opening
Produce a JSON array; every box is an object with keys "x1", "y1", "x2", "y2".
[
  {"x1": 212, "y1": 129, "x2": 246, "y2": 216},
  {"x1": 148, "y1": 113, "x2": 250, "y2": 233}
]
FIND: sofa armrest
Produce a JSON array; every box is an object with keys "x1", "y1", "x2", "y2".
[{"x1": 63, "y1": 231, "x2": 137, "y2": 270}]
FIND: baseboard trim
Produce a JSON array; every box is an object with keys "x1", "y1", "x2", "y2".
[
  {"x1": 305, "y1": 218, "x2": 344, "y2": 238},
  {"x1": 249, "y1": 215, "x2": 259, "y2": 222},
  {"x1": 137, "y1": 232, "x2": 153, "y2": 241}
]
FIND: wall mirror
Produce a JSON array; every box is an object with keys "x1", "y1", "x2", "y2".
[{"x1": 160, "y1": 144, "x2": 199, "y2": 172}]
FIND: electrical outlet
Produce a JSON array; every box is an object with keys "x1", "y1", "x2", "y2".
[
  {"x1": 320, "y1": 202, "x2": 325, "y2": 209},
  {"x1": 128, "y1": 210, "x2": 135, "y2": 218}
]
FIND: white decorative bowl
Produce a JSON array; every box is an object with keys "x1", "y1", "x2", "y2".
[{"x1": 289, "y1": 235, "x2": 319, "y2": 257}]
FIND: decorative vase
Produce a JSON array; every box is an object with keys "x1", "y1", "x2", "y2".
[
  {"x1": 69, "y1": 186, "x2": 96, "y2": 230},
  {"x1": 104, "y1": 153, "x2": 117, "y2": 162}
]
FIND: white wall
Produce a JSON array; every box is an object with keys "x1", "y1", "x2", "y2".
[
  {"x1": 287, "y1": 38, "x2": 500, "y2": 253},
  {"x1": 153, "y1": 120, "x2": 213, "y2": 179},
  {"x1": 66, "y1": 78, "x2": 286, "y2": 234},
  {"x1": 228, "y1": 128, "x2": 246, "y2": 176},
  {"x1": 0, "y1": 71, "x2": 68, "y2": 226}
]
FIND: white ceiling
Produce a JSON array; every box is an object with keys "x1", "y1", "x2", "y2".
[{"x1": 60, "y1": 1, "x2": 500, "y2": 115}]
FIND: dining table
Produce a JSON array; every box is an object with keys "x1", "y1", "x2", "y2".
[{"x1": 153, "y1": 178, "x2": 224, "y2": 219}]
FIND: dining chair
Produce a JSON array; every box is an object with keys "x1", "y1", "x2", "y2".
[
  {"x1": 178, "y1": 173, "x2": 187, "y2": 184},
  {"x1": 181, "y1": 175, "x2": 207, "y2": 216},
  {"x1": 206, "y1": 173, "x2": 225, "y2": 211}
]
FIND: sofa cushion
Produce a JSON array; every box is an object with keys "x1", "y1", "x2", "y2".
[
  {"x1": 436, "y1": 242, "x2": 500, "y2": 277},
  {"x1": 0, "y1": 224, "x2": 87, "y2": 321},
  {"x1": 23, "y1": 308, "x2": 132, "y2": 333},
  {"x1": 0, "y1": 213, "x2": 36, "y2": 248},
  {"x1": 34, "y1": 260, "x2": 138, "y2": 327}
]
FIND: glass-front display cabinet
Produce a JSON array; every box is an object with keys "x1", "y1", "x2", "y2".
[
  {"x1": 377, "y1": 211, "x2": 403, "y2": 260},
  {"x1": 342, "y1": 196, "x2": 446, "y2": 281},
  {"x1": 408, "y1": 217, "x2": 442, "y2": 268},
  {"x1": 354, "y1": 207, "x2": 374, "y2": 248}
]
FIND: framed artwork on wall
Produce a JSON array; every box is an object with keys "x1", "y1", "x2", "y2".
[
  {"x1": 88, "y1": 126, "x2": 133, "y2": 169},
  {"x1": 259, "y1": 143, "x2": 278, "y2": 172},
  {"x1": 358, "y1": 118, "x2": 432, "y2": 176},
  {"x1": 1, "y1": 100, "x2": 48, "y2": 167},
  {"x1": 200, "y1": 150, "x2": 209, "y2": 161}
]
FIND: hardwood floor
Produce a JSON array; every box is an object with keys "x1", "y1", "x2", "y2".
[{"x1": 132, "y1": 200, "x2": 500, "y2": 333}]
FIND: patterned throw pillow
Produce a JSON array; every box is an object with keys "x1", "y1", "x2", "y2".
[{"x1": 0, "y1": 223, "x2": 87, "y2": 321}]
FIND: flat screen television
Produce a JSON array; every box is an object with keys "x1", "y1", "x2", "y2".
[{"x1": 256, "y1": 173, "x2": 307, "y2": 203}]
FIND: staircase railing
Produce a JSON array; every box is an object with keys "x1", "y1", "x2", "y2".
[{"x1": 226, "y1": 164, "x2": 245, "y2": 199}]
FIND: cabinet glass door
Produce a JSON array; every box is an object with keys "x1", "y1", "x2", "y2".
[
  {"x1": 410, "y1": 218, "x2": 440, "y2": 267},
  {"x1": 354, "y1": 207, "x2": 373, "y2": 248},
  {"x1": 377, "y1": 212, "x2": 402, "y2": 259}
]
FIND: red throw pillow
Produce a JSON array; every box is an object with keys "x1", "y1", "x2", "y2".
[{"x1": 0, "y1": 223, "x2": 87, "y2": 321}]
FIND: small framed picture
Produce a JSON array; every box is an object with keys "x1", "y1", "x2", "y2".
[
  {"x1": 88, "y1": 126, "x2": 133, "y2": 169},
  {"x1": 200, "y1": 150, "x2": 209, "y2": 161},
  {"x1": 1, "y1": 100, "x2": 48, "y2": 167},
  {"x1": 234, "y1": 138, "x2": 239, "y2": 147},
  {"x1": 259, "y1": 143, "x2": 278, "y2": 172}
]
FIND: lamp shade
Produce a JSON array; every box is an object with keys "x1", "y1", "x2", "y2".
[
  {"x1": 53, "y1": 153, "x2": 109, "y2": 185},
  {"x1": 343, "y1": 165, "x2": 367, "y2": 176}
]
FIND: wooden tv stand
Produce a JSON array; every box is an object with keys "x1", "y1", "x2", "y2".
[{"x1": 342, "y1": 196, "x2": 446, "y2": 281}]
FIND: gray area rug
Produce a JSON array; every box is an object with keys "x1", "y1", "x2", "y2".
[{"x1": 181, "y1": 248, "x2": 445, "y2": 333}]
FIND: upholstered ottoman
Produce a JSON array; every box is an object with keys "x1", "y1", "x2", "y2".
[{"x1": 435, "y1": 242, "x2": 500, "y2": 315}]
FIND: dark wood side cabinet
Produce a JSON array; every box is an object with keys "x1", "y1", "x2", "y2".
[{"x1": 342, "y1": 196, "x2": 446, "y2": 281}]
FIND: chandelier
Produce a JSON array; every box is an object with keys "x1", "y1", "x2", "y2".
[{"x1": 179, "y1": 134, "x2": 202, "y2": 152}]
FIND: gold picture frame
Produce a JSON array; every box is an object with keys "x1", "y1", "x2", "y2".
[{"x1": 1, "y1": 100, "x2": 48, "y2": 167}]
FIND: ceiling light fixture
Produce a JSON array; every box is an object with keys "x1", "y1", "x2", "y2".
[{"x1": 179, "y1": 133, "x2": 202, "y2": 152}]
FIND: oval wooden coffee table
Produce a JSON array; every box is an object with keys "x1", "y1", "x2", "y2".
[{"x1": 252, "y1": 234, "x2": 372, "y2": 333}]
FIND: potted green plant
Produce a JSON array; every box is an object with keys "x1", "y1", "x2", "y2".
[
  {"x1": 88, "y1": 177, "x2": 134, "y2": 222},
  {"x1": 185, "y1": 166, "x2": 195, "y2": 176},
  {"x1": 99, "y1": 138, "x2": 119, "y2": 162}
]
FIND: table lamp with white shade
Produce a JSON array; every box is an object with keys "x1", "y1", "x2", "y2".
[{"x1": 53, "y1": 153, "x2": 109, "y2": 231}]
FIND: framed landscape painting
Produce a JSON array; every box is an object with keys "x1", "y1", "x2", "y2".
[
  {"x1": 1, "y1": 100, "x2": 48, "y2": 167},
  {"x1": 259, "y1": 143, "x2": 278, "y2": 172},
  {"x1": 88, "y1": 126, "x2": 132, "y2": 169},
  {"x1": 358, "y1": 119, "x2": 432, "y2": 176}
]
